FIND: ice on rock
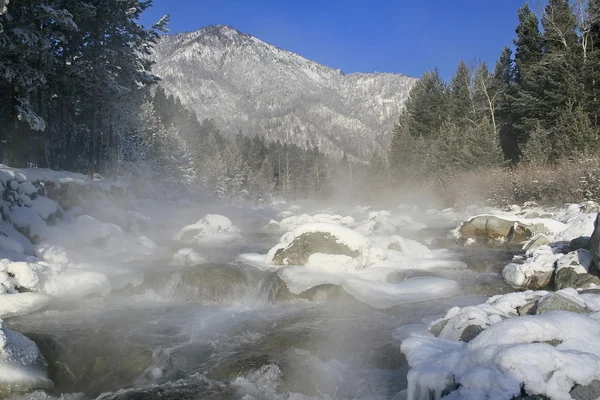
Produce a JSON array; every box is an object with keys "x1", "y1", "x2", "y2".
[
  {"x1": 29, "y1": 196, "x2": 59, "y2": 220},
  {"x1": 280, "y1": 266, "x2": 460, "y2": 309},
  {"x1": 8, "y1": 206, "x2": 48, "y2": 240},
  {"x1": 169, "y1": 248, "x2": 207, "y2": 267},
  {"x1": 34, "y1": 244, "x2": 70, "y2": 266},
  {"x1": 42, "y1": 270, "x2": 111, "y2": 299},
  {"x1": 382, "y1": 236, "x2": 433, "y2": 259},
  {"x1": 402, "y1": 311, "x2": 600, "y2": 400},
  {"x1": 16, "y1": 181, "x2": 37, "y2": 196},
  {"x1": 176, "y1": 214, "x2": 242, "y2": 242},
  {"x1": 0, "y1": 293, "x2": 53, "y2": 318},
  {"x1": 0, "y1": 319, "x2": 52, "y2": 394},
  {"x1": 554, "y1": 212, "x2": 596, "y2": 242}
]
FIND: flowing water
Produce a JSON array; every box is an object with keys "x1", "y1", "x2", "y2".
[{"x1": 4, "y1": 204, "x2": 515, "y2": 400}]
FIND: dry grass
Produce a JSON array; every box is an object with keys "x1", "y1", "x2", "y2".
[{"x1": 436, "y1": 157, "x2": 600, "y2": 208}]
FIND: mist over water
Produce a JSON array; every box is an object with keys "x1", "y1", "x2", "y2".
[{"x1": 3, "y1": 188, "x2": 511, "y2": 400}]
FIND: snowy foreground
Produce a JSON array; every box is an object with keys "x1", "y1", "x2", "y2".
[{"x1": 2, "y1": 165, "x2": 600, "y2": 399}]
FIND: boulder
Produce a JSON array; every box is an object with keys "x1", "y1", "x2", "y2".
[
  {"x1": 536, "y1": 293, "x2": 588, "y2": 314},
  {"x1": 584, "y1": 201, "x2": 600, "y2": 214},
  {"x1": 458, "y1": 215, "x2": 553, "y2": 247},
  {"x1": 589, "y1": 214, "x2": 600, "y2": 270},
  {"x1": 570, "y1": 380, "x2": 600, "y2": 400},
  {"x1": 502, "y1": 246, "x2": 561, "y2": 290},
  {"x1": 570, "y1": 236, "x2": 591, "y2": 251},
  {"x1": 554, "y1": 249, "x2": 600, "y2": 290},
  {"x1": 271, "y1": 232, "x2": 359, "y2": 266},
  {"x1": 298, "y1": 284, "x2": 356, "y2": 302},
  {"x1": 164, "y1": 264, "x2": 252, "y2": 303},
  {"x1": 522, "y1": 234, "x2": 550, "y2": 252},
  {"x1": 27, "y1": 328, "x2": 153, "y2": 397}
]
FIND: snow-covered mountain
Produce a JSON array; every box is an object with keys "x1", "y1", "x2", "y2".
[{"x1": 153, "y1": 25, "x2": 417, "y2": 159}]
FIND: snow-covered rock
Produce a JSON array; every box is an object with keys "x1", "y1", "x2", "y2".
[
  {"x1": 401, "y1": 289, "x2": 600, "y2": 399},
  {"x1": 169, "y1": 248, "x2": 207, "y2": 267},
  {"x1": 402, "y1": 311, "x2": 600, "y2": 400},
  {"x1": 267, "y1": 222, "x2": 385, "y2": 269},
  {"x1": 502, "y1": 245, "x2": 562, "y2": 290},
  {"x1": 554, "y1": 249, "x2": 600, "y2": 290},
  {"x1": 278, "y1": 213, "x2": 354, "y2": 232},
  {"x1": 383, "y1": 235, "x2": 433, "y2": 259},
  {"x1": 176, "y1": 214, "x2": 242, "y2": 243},
  {"x1": 456, "y1": 214, "x2": 567, "y2": 246},
  {"x1": 0, "y1": 319, "x2": 52, "y2": 396}
]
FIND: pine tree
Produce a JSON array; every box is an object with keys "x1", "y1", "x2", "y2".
[
  {"x1": 522, "y1": 122, "x2": 552, "y2": 164},
  {"x1": 449, "y1": 60, "x2": 474, "y2": 126},
  {"x1": 403, "y1": 68, "x2": 448, "y2": 139},
  {"x1": 492, "y1": 46, "x2": 518, "y2": 160},
  {"x1": 512, "y1": 3, "x2": 546, "y2": 153},
  {"x1": 254, "y1": 156, "x2": 276, "y2": 199},
  {"x1": 541, "y1": 0, "x2": 584, "y2": 116}
]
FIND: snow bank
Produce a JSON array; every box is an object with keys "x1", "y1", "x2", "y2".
[
  {"x1": 400, "y1": 289, "x2": 600, "y2": 399},
  {"x1": 402, "y1": 311, "x2": 600, "y2": 400}
]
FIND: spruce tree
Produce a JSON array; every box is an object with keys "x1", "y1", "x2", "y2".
[
  {"x1": 449, "y1": 60, "x2": 474, "y2": 126},
  {"x1": 513, "y1": 3, "x2": 545, "y2": 150}
]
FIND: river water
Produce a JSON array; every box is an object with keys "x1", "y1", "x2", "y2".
[{"x1": 5, "y1": 203, "x2": 514, "y2": 400}]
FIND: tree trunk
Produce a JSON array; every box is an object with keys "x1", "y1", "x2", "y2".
[
  {"x1": 60, "y1": 99, "x2": 66, "y2": 169},
  {"x1": 88, "y1": 86, "x2": 98, "y2": 179},
  {"x1": 10, "y1": 81, "x2": 21, "y2": 167},
  {"x1": 113, "y1": 129, "x2": 119, "y2": 180}
]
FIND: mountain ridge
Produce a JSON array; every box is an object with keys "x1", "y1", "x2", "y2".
[{"x1": 152, "y1": 24, "x2": 417, "y2": 159}]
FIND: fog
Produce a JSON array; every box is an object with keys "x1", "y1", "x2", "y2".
[{"x1": 0, "y1": 171, "x2": 517, "y2": 400}]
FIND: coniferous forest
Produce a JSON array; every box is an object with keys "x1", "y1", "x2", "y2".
[
  {"x1": 388, "y1": 0, "x2": 600, "y2": 183},
  {"x1": 2, "y1": 0, "x2": 600, "y2": 204}
]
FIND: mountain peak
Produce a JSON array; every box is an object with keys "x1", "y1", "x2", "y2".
[{"x1": 153, "y1": 27, "x2": 417, "y2": 159}]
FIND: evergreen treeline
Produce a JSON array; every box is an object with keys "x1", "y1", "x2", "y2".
[
  {"x1": 388, "y1": 0, "x2": 600, "y2": 180},
  {"x1": 0, "y1": 0, "x2": 168, "y2": 176},
  {"x1": 149, "y1": 87, "x2": 354, "y2": 201},
  {"x1": 0, "y1": 0, "x2": 358, "y2": 202}
]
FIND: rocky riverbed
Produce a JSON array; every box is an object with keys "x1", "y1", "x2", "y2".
[{"x1": 2, "y1": 165, "x2": 600, "y2": 400}]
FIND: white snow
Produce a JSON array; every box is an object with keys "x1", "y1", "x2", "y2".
[
  {"x1": 278, "y1": 213, "x2": 354, "y2": 232},
  {"x1": 402, "y1": 311, "x2": 600, "y2": 400},
  {"x1": 0, "y1": 293, "x2": 53, "y2": 318},
  {"x1": 279, "y1": 266, "x2": 461, "y2": 309},
  {"x1": 267, "y1": 222, "x2": 385, "y2": 269},
  {"x1": 502, "y1": 245, "x2": 562, "y2": 289},
  {"x1": 169, "y1": 248, "x2": 207, "y2": 267},
  {"x1": 175, "y1": 214, "x2": 242, "y2": 242}
]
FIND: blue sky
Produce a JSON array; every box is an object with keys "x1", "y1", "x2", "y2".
[{"x1": 140, "y1": 0, "x2": 529, "y2": 81}]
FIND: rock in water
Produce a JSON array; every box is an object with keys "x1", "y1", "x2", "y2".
[
  {"x1": 570, "y1": 236, "x2": 591, "y2": 251},
  {"x1": 165, "y1": 264, "x2": 252, "y2": 303},
  {"x1": 271, "y1": 231, "x2": 359, "y2": 266},
  {"x1": 458, "y1": 215, "x2": 552, "y2": 247}
]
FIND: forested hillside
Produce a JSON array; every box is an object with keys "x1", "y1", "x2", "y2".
[{"x1": 388, "y1": 0, "x2": 600, "y2": 185}]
